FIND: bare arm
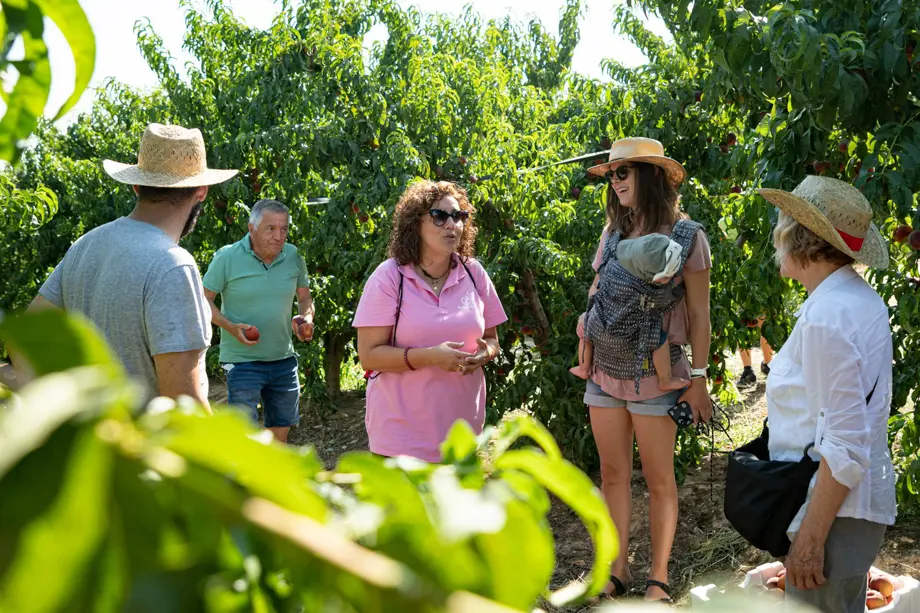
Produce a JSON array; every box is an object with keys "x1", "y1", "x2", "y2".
[
  {"x1": 684, "y1": 267, "x2": 711, "y2": 370},
  {"x1": 292, "y1": 286, "x2": 316, "y2": 342},
  {"x1": 153, "y1": 349, "x2": 212, "y2": 413},
  {"x1": 356, "y1": 326, "x2": 468, "y2": 374},
  {"x1": 27, "y1": 294, "x2": 62, "y2": 312},
  {"x1": 296, "y1": 286, "x2": 315, "y2": 321},
  {"x1": 203, "y1": 288, "x2": 256, "y2": 346},
  {"x1": 9, "y1": 295, "x2": 64, "y2": 378},
  {"x1": 203, "y1": 288, "x2": 234, "y2": 331},
  {"x1": 785, "y1": 460, "x2": 849, "y2": 589},
  {"x1": 588, "y1": 273, "x2": 600, "y2": 298},
  {"x1": 679, "y1": 266, "x2": 713, "y2": 422}
]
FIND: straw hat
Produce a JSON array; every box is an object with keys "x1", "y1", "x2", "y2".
[
  {"x1": 758, "y1": 175, "x2": 888, "y2": 269},
  {"x1": 587, "y1": 137, "x2": 687, "y2": 186},
  {"x1": 103, "y1": 123, "x2": 238, "y2": 188}
]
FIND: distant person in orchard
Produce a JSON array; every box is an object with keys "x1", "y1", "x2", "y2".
[
  {"x1": 353, "y1": 180, "x2": 507, "y2": 461},
  {"x1": 737, "y1": 316, "x2": 774, "y2": 387},
  {"x1": 579, "y1": 137, "x2": 712, "y2": 603},
  {"x1": 26, "y1": 123, "x2": 238, "y2": 409},
  {"x1": 203, "y1": 199, "x2": 314, "y2": 443}
]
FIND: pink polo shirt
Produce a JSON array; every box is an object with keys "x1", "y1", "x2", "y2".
[{"x1": 353, "y1": 256, "x2": 508, "y2": 461}]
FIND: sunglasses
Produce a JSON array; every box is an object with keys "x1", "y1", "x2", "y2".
[
  {"x1": 427, "y1": 208, "x2": 470, "y2": 226},
  {"x1": 606, "y1": 165, "x2": 634, "y2": 182}
]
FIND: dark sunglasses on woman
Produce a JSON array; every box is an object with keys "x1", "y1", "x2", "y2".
[
  {"x1": 427, "y1": 209, "x2": 470, "y2": 226},
  {"x1": 606, "y1": 164, "x2": 634, "y2": 182}
]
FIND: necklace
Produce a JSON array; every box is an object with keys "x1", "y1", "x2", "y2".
[{"x1": 418, "y1": 263, "x2": 450, "y2": 292}]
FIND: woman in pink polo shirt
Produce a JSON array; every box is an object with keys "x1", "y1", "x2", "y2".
[{"x1": 353, "y1": 180, "x2": 507, "y2": 462}]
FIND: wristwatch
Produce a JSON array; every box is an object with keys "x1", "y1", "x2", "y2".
[{"x1": 690, "y1": 367, "x2": 709, "y2": 379}]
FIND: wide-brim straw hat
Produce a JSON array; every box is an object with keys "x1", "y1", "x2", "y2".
[
  {"x1": 103, "y1": 123, "x2": 239, "y2": 188},
  {"x1": 758, "y1": 175, "x2": 888, "y2": 269},
  {"x1": 587, "y1": 137, "x2": 687, "y2": 186}
]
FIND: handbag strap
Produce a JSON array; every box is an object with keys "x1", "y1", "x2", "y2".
[
  {"x1": 392, "y1": 258, "x2": 480, "y2": 344},
  {"x1": 865, "y1": 376, "x2": 879, "y2": 404}
]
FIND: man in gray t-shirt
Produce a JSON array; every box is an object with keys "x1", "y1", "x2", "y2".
[
  {"x1": 39, "y1": 218, "x2": 213, "y2": 401},
  {"x1": 28, "y1": 124, "x2": 238, "y2": 407}
]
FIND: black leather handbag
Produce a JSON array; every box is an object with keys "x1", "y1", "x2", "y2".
[{"x1": 724, "y1": 378, "x2": 877, "y2": 557}]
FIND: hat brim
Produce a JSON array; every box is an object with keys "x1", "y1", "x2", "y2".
[
  {"x1": 587, "y1": 155, "x2": 687, "y2": 186},
  {"x1": 757, "y1": 188, "x2": 889, "y2": 269},
  {"x1": 103, "y1": 159, "x2": 239, "y2": 188}
]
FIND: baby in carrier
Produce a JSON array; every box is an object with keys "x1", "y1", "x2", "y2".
[{"x1": 571, "y1": 233, "x2": 690, "y2": 391}]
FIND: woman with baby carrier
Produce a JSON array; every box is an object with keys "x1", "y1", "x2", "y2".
[{"x1": 573, "y1": 137, "x2": 713, "y2": 602}]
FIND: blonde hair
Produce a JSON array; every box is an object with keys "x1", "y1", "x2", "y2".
[{"x1": 773, "y1": 212, "x2": 855, "y2": 268}]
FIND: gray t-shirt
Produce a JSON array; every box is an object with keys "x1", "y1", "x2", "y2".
[{"x1": 39, "y1": 217, "x2": 211, "y2": 401}]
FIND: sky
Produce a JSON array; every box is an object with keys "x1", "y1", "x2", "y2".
[{"x1": 29, "y1": 0, "x2": 669, "y2": 125}]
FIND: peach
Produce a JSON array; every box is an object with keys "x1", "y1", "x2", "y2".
[
  {"x1": 869, "y1": 576, "x2": 895, "y2": 598},
  {"x1": 866, "y1": 589, "x2": 887, "y2": 610}
]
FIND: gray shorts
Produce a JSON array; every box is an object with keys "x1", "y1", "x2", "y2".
[
  {"x1": 583, "y1": 379, "x2": 683, "y2": 417},
  {"x1": 785, "y1": 517, "x2": 887, "y2": 613}
]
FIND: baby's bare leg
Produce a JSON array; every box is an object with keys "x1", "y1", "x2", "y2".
[{"x1": 570, "y1": 314, "x2": 593, "y2": 379}]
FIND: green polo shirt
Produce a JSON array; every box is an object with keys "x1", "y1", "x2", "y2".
[{"x1": 203, "y1": 235, "x2": 309, "y2": 363}]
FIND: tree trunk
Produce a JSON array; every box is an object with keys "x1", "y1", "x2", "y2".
[
  {"x1": 323, "y1": 332, "x2": 346, "y2": 400},
  {"x1": 522, "y1": 268, "x2": 550, "y2": 345}
]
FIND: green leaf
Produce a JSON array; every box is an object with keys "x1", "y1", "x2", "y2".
[
  {"x1": 0, "y1": 3, "x2": 50, "y2": 162},
  {"x1": 0, "y1": 310, "x2": 123, "y2": 379},
  {"x1": 0, "y1": 411, "x2": 113, "y2": 612},
  {"x1": 440, "y1": 419, "x2": 479, "y2": 464},
  {"x1": 494, "y1": 450, "x2": 617, "y2": 605},
  {"x1": 336, "y1": 452, "x2": 431, "y2": 524},
  {"x1": 472, "y1": 496, "x2": 554, "y2": 610},
  {"x1": 30, "y1": 0, "x2": 95, "y2": 119},
  {"x1": 489, "y1": 414, "x2": 561, "y2": 460},
  {"x1": 0, "y1": 367, "x2": 133, "y2": 480},
  {"x1": 145, "y1": 408, "x2": 329, "y2": 521},
  {"x1": 428, "y1": 468, "x2": 507, "y2": 543}
]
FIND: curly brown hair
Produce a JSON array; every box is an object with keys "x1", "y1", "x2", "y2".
[{"x1": 387, "y1": 180, "x2": 478, "y2": 266}]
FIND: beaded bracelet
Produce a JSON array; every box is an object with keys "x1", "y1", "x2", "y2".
[{"x1": 403, "y1": 347, "x2": 416, "y2": 371}]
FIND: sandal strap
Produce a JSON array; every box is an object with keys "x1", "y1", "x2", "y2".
[
  {"x1": 645, "y1": 579, "x2": 671, "y2": 596},
  {"x1": 609, "y1": 574, "x2": 628, "y2": 596}
]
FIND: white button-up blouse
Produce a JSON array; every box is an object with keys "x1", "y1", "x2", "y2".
[{"x1": 766, "y1": 265, "x2": 897, "y2": 537}]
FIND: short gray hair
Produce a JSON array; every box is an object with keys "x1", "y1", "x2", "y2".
[
  {"x1": 773, "y1": 211, "x2": 854, "y2": 268},
  {"x1": 249, "y1": 199, "x2": 290, "y2": 228}
]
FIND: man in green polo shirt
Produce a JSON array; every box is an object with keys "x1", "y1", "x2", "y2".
[{"x1": 203, "y1": 199, "x2": 315, "y2": 443}]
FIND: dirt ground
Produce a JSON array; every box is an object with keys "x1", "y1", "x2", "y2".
[{"x1": 208, "y1": 347, "x2": 920, "y2": 610}]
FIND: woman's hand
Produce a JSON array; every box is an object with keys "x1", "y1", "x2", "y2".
[
  {"x1": 426, "y1": 341, "x2": 469, "y2": 373},
  {"x1": 460, "y1": 338, "x2": 492, "y2": 375},
  {"x1": 784, "y1": 532, "x2": 827, "y2": 590},
  {"x1": 679, "y1": 377, "x2": 712, "y2": 423}
]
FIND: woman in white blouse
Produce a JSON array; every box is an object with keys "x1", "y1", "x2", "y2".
[{"x1": 758, "y1": 176, "x2": 896, "y2": 613}]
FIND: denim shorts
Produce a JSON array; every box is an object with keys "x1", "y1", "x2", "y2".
[
  {"x1": 223, "y1": 356, "x2": 300, "y2": 428},
  {"x1": 583, "y1": 378, "x2": 683, "y2": 417}
]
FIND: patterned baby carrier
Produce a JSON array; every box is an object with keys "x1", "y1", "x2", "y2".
[{"x1": 584, "y1": 219, "x2": 703, "y2": 393}]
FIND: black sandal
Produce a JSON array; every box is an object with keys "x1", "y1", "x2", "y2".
[
  {"x1": 599, "y1": 574, "x2": 628, "y2": 599},
  {"x1": 645, "y1": 579, "x2": 672, "y2": 604}
]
